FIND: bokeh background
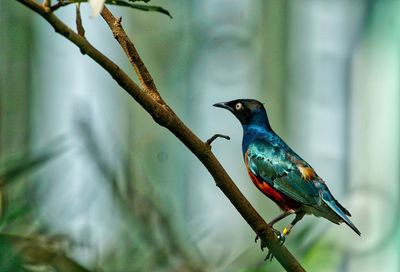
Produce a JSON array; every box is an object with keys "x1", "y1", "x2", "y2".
[{"x1": 1, "y1": 0, "x2": 399, "y2": 271}]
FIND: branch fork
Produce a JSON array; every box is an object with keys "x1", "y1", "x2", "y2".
[{"x1": 100, "y1": 6, "x2": 165, "y2": 105}]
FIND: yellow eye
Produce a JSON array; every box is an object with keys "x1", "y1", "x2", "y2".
[{"x1": 235, "y1": 102, "x2": 243, "y2": 110}]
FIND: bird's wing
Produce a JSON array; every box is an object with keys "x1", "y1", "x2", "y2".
[
  {"x1": 246, "y1": 139, "x2": 320, "y2": 206},
  {"x1": 246, "y1": 139, "x2": 361, "y2": 235}
]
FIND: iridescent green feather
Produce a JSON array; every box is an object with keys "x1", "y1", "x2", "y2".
[{"x1": 247, "y1": 139, "x2": 319, "y2": 205}]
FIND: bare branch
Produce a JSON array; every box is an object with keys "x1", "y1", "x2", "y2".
[
  {"x1": 100, "y1": 6, "x2": 165, "y2": 105},
  {"x1": 75, "y1": 3, "x2": 85, "y2": 39},
  {"x1": 14, "y1": 1, "x2": 306, "y2": 271}
]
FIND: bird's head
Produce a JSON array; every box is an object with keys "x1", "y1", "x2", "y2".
[{"x1": 213, "y1": 99, "x2": 270, "y2": 128}]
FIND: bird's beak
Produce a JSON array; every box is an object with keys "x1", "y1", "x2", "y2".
[{"x1": 213, "y1": 102, "x2": 232, "y2": 111}]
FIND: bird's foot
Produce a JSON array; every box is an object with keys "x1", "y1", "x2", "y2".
[
  {"x1": 265, "y1": 228, "x2": 287, "y2": 261},
  {"x1": 272, "y1": 228, "x2": 286, "y2": 245},
  {"x1": 255, "y1": 234, "x2": 268, "y2": 251},
  {"x1": 265, "y1": 249, "x2": 274, "y2": 262},
  {"x1": 256, "y1": 227, "x2": 286, "y2": 262}
]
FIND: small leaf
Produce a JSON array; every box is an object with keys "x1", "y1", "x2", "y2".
[
  {"x1": 127, "y1": 0, "x2": 151, "y2": 2},
  {"x1": 106, "y1": 1, "x2": 172, "y2": 18},
  {"x1": 0, "y1": 137, "x2": 67, "y2": 185}
]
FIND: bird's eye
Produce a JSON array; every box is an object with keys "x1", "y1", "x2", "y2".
[{"x1": 235, "y1": 103, "x2": 243, "y2": 110}]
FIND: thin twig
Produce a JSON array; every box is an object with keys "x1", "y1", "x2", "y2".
[
  {"x1": 100, "y1": 6, "x2": 165, "y2": 105},
  {"x1": 50, "y1": 0, "x2": 65, "y2": 11},
  {"x1": 206, "y1": 134, "x2": 230, "y2": 145},
  {"x1": 75, "y1": 3, "x2": 85, "y2": 39},
  {"x1": 14, "y1": 1, "x2": 306, "y2": 271}
]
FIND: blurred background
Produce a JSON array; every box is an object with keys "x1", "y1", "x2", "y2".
[{"x1": 1, "y1": 0, "x2": 399, "y2": 271}]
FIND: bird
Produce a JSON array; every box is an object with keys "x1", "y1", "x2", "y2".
[{"x1": 213, "y1": 99, "x2": 361, "y2": 247}]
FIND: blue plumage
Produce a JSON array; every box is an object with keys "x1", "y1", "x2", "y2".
[{"x1": 214, "y1": 99, "x2": 360, "y2": 238}]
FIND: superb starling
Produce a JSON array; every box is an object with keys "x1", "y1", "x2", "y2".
[{"x1": 214, "y1": 99, "x2": 360, "y2": 242}]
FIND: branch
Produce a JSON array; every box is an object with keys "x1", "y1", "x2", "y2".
[
  {"x1": 100, "y1": 6, "x2": 165, "y2": 105},
  {"x1": 75, "y1": 3, "x2": 85, "y2": 38},
  {"x1": 42, "y1": 0, "x2": 51, "y2": 11},
  {"x1": 14, "y1": 1, "x2": 306, "y2": 271},
  {"x1": 206, "y1": 134, "x2": 230, "y2": 145}
]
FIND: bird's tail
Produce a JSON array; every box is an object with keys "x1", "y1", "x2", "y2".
[{"x1": 321, "y1": 190, "x2": 361, "y2": 236}]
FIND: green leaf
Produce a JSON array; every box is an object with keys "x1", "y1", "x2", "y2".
[
  {"x1": 105, "y1": 1, "x2": 172, "y2": 18},
  {"x1": 127, "y1": 0, "x2": 152, "y2": 2},
  {"x1": 0, "y1": 137, "x2": 67, "y2": 185},
  {"x1": 56, "y1": 1, "x2": 172, "y2": 18}
]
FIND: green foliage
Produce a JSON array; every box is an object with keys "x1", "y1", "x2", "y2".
[
  {"x1": 55, "y1": 0, "x2": 172, "y2": 18},
  {"x1": 0, "y1": 116, "x2": 203, "y2": 271},
  {"x1": 75, "y1": 114, "x2": 204, "y2": 271},
  {"x1": 0, "y1": 139, "x2": 93, "y2": 271},
  {"x1": 106, "y1": 0, "x2": 172, "y2": 18},
  {"x1": 0, "y1": 137, "x2": 66, "y2": 186}
]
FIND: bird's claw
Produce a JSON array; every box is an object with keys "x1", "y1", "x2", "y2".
[
  {"x1": 256, "y1": 228, "x2": 286, "y2": 261},
  {"x1": 261, "y1": 228, "x2": 287, "y2": 262},
  {"x1": 255, "y1": 234, "x2": 267, "y2": 251},
  {"x1": 265, "y1": 250, "x2": 274, "y2": 262}
]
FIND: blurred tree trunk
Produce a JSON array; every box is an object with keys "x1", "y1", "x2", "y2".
[
  {"x1": 262, "y1": 0, "x2": 289, "y2": 136},
  {"x1": 185, "y1": 1, "x2": 263, "y2": 268},
  {"x1": 349, "y1": 1, "x2": 400, "y2": 271},
  {"x1": 0, "y1": 1, "x2": 32, "y2": 159},
  {"x1": 30, "y1": 7, "x2": 127, "y2": 266},
  {"x1": 287, "y1": 0, "x2": 367, "y2": 271},
  {"x1": 0, "y1": 0, "x2": 32, "y2": 219}
]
